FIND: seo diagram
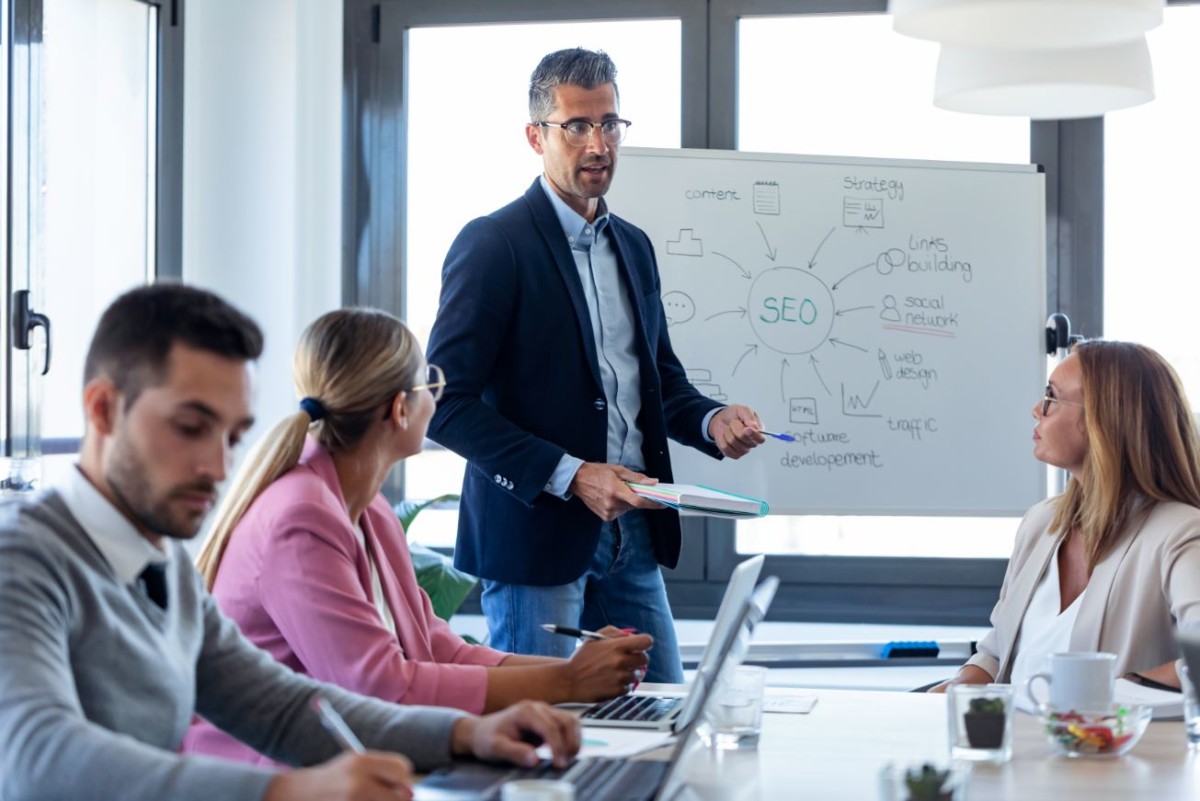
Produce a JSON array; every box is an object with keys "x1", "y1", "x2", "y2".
[{"x1": 608, "y1": 149, "x2": 1046, "y2": 515}]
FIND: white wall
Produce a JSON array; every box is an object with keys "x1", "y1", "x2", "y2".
[{"x1": 182, "y1": 0, "x2": 342, "y2": 437}]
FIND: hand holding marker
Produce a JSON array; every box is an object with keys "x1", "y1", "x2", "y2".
[{"x1": 754, "y1": 428, "x2": 795, "y2": 442}]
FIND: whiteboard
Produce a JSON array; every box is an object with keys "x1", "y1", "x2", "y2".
[{"x1": 607, "y1": 147, "x2": 1046, "y2": 516}]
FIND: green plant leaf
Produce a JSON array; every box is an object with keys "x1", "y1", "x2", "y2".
[
  {"x1": 394, "y1": 493, "x2": 460, "y2": 532},
  {"x1": 394, "y1": 496, "x2": 473, "y2": 621},
  {"x1": 408, "y1": 540, "x2": 478, "y2": 622}
]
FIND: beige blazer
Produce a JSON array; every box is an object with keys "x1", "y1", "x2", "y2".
[{"x1": 966, "y1": 497, "x2": 1200, "y2": 682}]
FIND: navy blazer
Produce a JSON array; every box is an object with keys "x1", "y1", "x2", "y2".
[{"x1": 426, "y1": 179, "x2": 722, "y2": 586}]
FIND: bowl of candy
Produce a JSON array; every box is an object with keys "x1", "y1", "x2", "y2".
[{"x1": 1040, "y1": 705, "x2": 1152, "y2": 758}]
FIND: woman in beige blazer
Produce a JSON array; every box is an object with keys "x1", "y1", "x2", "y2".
[{"x1": 933, "y1": 340, "x2": 1200, "y2": 692}]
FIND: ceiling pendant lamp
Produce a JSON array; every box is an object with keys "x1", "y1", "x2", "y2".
[
  {"x1": 891, "y1": 0, "x2": 1164, "y2": 50},
  {"x1": 933, "y1": 36, "x2": 1155, "y2": 119}
]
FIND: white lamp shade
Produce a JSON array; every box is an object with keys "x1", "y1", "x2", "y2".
[
  {"x1": 934, "y1": 37, "x2": 1155, "y2": 119},
  {"x1": 891, "y1": 0, "x2": 1164, "y2": 49}
]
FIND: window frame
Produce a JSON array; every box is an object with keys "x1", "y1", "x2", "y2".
[
  {"x1": 342, "y1": 0, "x2": 1124, "y2": 624},
  {"x1": 1, "y1": 0, "x2": 183, "y2": 460}
]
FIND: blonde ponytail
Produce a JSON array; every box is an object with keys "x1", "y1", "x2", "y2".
[
  {"x1": 195, "y1": 307, "x2": 422, "y2": 590},
  {"x1": 195, "y1": 410, "x2": 312, "y2": 589}
]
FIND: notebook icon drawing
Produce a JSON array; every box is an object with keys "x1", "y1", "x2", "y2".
[
  {"x1": 581, "y1": 554, "x2": 765, "y2": 731},
  {"x1": 414, "y1": 574, "x2": 779, "y2": 801}
]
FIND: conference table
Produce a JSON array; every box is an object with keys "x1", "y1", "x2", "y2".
[{"x1": 635, "y1": 685, "x2": 1199, "y2": 800}]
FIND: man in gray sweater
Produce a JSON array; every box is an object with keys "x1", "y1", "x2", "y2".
[{"x1": 0, "y1": 284, "x2": 579, "y2": 801}]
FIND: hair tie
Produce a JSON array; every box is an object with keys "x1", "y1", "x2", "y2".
[{"x1": 299, "y1": 397, "x2": 326, "y2": 422}]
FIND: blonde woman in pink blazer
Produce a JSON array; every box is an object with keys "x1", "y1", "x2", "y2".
[{"x1": 184, "y1": 309, "x2": 649, "y2": 765}]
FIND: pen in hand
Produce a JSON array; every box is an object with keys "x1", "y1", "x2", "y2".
[
  {"x1": 541, "y1": 623, "x2": 611, "y2": 641},
  {"x1": 311, "y1": 695, "x2": 366, "y2": 753},
  {"x1": 755, "y1": 429, "x2": 796, "y2": 442}
]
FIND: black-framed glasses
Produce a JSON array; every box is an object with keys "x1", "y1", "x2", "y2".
[
  {"x1": 410, "y1": 364, "x2": 445, "y2": 402},
  {"x1": 1040, "y1": 385, "x2": 1083, "y2": 417},
  {"x1": 534, "y1": 118, "x2": 632, "y2": 147}
]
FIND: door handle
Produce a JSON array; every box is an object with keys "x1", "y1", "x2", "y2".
[{"x1": 12, "y1": 290, "x2": 51, "y2": 376}]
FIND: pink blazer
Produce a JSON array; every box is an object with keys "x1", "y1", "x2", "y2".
[{"x1": 183, "y1": 439, "x2": 506, "y2": 765}]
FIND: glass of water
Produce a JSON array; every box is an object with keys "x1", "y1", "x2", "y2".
[
  {"x1": 701, "y1": 665, "x2": 767, "y2": 750},
  {"x1": 1182, "y1": 663, "x2": 1200, "y2": 750}
]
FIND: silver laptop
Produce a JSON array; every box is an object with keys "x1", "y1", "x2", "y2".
[
  {"x1": 414, "y1": 575, "x2": 779, "y2": 801},
  {"x1": 580, "y1": 554, "x2": 765, "y2": 730}
]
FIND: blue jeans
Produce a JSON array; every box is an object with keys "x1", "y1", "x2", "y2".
[{"x1": 481, "y1": 510, "x2": 684, "y2": 684}]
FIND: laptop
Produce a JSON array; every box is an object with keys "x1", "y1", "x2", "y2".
[
  {"x1": 415, "y1": 576, "x2": 779, "y2": 801},
  {"x1": 580, "y1": 554, "x2": 765, "y2": 731}
]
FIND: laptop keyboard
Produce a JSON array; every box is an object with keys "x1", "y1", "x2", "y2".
[
  {"x1": 418, "y1": 757, "x2": 669, "y2": 801},
  {"x1": 582, "y1": 694, "x2": 682, "y2": 722}
]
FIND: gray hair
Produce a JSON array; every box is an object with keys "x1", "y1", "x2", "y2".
[{"x1": 528, "y1": 48, "x2": 619, "y2": 122}]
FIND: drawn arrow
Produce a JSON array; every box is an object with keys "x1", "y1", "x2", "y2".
[
  {"x1": 807, "y1": 227, "x2": 835, "y2": 269},
  {"x1": 712, "y1": 251, "x2": 752, "y2": 279},
  {"x1": 832, "y1": 262, "x2": 874, "y2": 291},
  {"x1": 854, "y1": 227, "x2": 869, "y2": 236},
  {"x1": 779, "y1": 358, "x2": 790, "y2": 402},
  {"x1": 732, "y1": 344, "x2": 759, "y2": 376},
  {"x1": 835, "y1": 305, "x2": 874, "y2": 317},
  {"x1": 755, "y1": 222, "x2": 778, "y2": 262},
  {"x1": 828, "y1": 337, "x2": 868, "y2": 353},
  {"x1": 809, "y1": 354, "x2": 831, "y2": 397},
  {"x1": 705, "y1": 306, "x2": 748, "y2": 322}
]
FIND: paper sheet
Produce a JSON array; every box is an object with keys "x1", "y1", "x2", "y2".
[{"x1": 763, "y1": 695, "x2": 818, "y2": 714}]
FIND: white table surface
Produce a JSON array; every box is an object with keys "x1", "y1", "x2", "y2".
[{"x1": 634, "y1": 685, "x2": 1200, "y2": 801}]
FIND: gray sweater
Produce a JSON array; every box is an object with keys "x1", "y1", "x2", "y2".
[{"x1": 0, "y1": 491, "x2": 467, "y2": 801}]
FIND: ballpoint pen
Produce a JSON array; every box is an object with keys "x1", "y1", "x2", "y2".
[
  {"x1": 311, "y1": 695, "x2": 366, "y2": 753},
  {"x1": 756, "y1": 429, "x2": 796, "y2": 442},
  {"x1": 541, "y1": 623, "x2": 611, "y2": 641}
]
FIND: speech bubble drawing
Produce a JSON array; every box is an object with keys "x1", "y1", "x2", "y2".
[{"x1": 663, "y1": 291, "x2": 696, "y2": 326}]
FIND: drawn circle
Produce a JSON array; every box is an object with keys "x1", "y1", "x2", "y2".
[
  {"x1": 747, "y1": 266, "x2": 835, "y2": 355},
  {"x1": 875, "y1": 248, "x2": 906, "y2": 275}
]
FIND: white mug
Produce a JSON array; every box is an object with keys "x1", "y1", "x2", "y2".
[{"x1": 1025, "y1": 651, "x2": 1116, "y2": 713}]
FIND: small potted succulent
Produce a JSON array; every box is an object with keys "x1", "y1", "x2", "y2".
[
  {"x1": 963, "y1": 696, "x2": 1007, "y2": 748},
  {"x1": 902, "y1": 763, "x2": 955, "y2": 801}
]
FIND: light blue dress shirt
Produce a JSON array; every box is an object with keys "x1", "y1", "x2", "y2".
[{"x1": 538, "y1": 178, "x2": 720, "y2": 498}]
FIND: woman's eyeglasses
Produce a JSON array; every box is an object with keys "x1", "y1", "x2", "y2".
[
  {"x1": 409, "y1": 363, "x2": 446, "y2": 402},
  {"x1": 1040, "y1": 385, "x2": 1082, "y2": 417}
]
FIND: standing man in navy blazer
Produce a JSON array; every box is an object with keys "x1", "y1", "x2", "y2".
[{"x1": 426, "y1": 48, "x2": 765, "y2": 683}]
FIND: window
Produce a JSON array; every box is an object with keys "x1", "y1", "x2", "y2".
[
  {"x1": 736, "y1": 13, "x2": 1029, "y2": 560},
  {"x1": 3, "y1": 0, "x2": 163, "y2": 493},
  {"x1": 402, "y1": 19, "x2": 683, "y2": 547},
  {"x1": 1105, "y1": 4, "x2": 1200, "y2": 397},
  {"x1": 41, "y1": 0, "x2": 158, "y2": 444}
]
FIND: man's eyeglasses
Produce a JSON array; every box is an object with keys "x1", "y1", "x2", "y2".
[
  {"x1": 535, "y1": 118, "x2": 632, "y2": 147},
  {"x1": 1040, "y1": 386, "x2": 1083, "y2": 417},
  {"x1": 410, "y1": 364, "x2": 446, "y2": 403}
]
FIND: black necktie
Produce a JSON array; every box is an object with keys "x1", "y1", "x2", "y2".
[{"x1": 138, "y1": 563, "x2": 168, "y2": 610}]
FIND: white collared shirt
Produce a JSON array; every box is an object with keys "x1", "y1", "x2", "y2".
[
  {"x1": 1010, "y1": 542, "x2": 1084, "y2": 690},
  {"x1": 56, "y1": 466, "x2": 170, "y2": 584},
  {"x1": 352, "y1": 521, "x2": 398, "y2": 636}
]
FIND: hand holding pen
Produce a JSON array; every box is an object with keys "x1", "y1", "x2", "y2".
[
  {"x1": 261, "y1": 696, "x2": 414, "y2": 801},
  {"x1": 543, "y1": 623, "x2": 653, "y2": 698}
]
